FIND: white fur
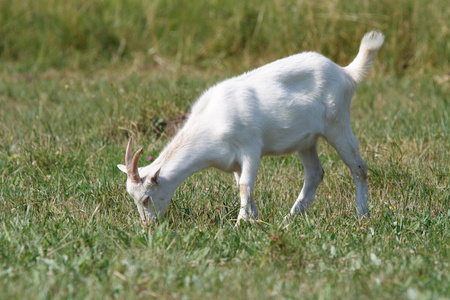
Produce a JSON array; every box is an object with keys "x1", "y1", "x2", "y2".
[{"x1": 118, "y1": 31, "x2": 384, "y2": 224}]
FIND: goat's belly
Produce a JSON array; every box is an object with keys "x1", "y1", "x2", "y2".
[
  {"x1": 261, "y1": 130, "x2": 318, "y2": 156},
  {"x1": 209, "y1": 148, "x2": 241, "y2": 173},
  {"x1": 212, "y1": 161, "x2": 240, "y2": 173}
]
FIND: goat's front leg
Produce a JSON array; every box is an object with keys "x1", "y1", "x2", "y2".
[
  {"x1": 237, "y1": 183, "x2": 258, "y2": 222},
  {"x1": 236, "y1": 155, "x2": 260, "y2": 223}
]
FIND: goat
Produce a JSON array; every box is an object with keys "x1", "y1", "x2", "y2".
[{"x1": 117, "y1": 31, "x2": 384, "y2": 224}]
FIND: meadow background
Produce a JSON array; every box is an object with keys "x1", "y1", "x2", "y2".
[{"x1": 0, "y1": 0, "x2": 448, "y2": 299}]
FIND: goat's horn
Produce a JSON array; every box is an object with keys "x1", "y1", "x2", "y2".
[
  {"x1": 125, "y1": 137, "x2": 142, "y2": 183},
  {"x1": 125, "y1": 137, "x2": 133, "y2": 168},
  {"x1": 128, "y1": 148, "x2": 143, "y2": 183}
]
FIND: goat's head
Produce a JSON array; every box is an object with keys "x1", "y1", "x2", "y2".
[{"x1": 117, "y1": 137, "x2": 170, "y2": 224}]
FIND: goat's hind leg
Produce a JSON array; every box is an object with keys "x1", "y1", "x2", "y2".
[
  {"x1": 328, "y1": 130, "x2": 369, "y2": 219},
  {"x1": 287, "y1": 144, "x2": 324, "y2": 220}
]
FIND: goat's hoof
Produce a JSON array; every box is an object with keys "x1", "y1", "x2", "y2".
[
  {"x1": 283, "y1": 214, "x2": 293, "y2": 225},
  {"x1": 358, "y1": 211, "x2": 370, "y2": 221},
  {"x1": 235, "y1": 218, "x2": 245, "y2": 227},
  {"x1": 235, "y1": 213, "x2": 258, "y2": 227},
  {"x1": 237, "y1": 208, "x2": 258, "y2": 223}
]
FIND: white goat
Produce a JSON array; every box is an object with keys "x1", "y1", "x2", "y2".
[{"x1": 118, "y1": 31, "x2": 384, "y2": 224}]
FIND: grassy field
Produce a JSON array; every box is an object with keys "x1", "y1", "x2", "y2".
[{"x1": 0, "y1": 0, "x2": 448, "y2": 299}]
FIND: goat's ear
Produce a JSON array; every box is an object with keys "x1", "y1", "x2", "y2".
[
  {"x1": 117, "y1": 164, "x2": 127, "y2": 173},
  {"x1": 150, "y1": 168, "x2": 161, "y2": 185}
]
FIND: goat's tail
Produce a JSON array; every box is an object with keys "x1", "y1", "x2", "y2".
[{"x1": 344, "y1": 31, "x2": 384, "y2": 84}]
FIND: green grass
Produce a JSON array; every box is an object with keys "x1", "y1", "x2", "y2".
[{"x1": 0, "y1": 0, "x2": 449, "y2": 299}]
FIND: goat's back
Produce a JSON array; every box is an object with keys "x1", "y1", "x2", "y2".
[{"x1": 188, "y1": 51, "x2": 354, "y2": 155}]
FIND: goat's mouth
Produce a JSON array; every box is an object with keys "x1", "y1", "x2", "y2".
[
  {"x1": 141, "y1": 209, "x2": 157, "y2": 225},
  {"x1": 141, "y1": 216, "x2": 153, "y2": 226}
]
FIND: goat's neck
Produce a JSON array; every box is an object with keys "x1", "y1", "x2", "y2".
[{"x1": 156, "y1": 131, "x2": 210, "y2": 189}]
